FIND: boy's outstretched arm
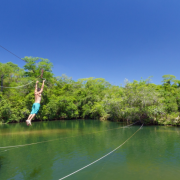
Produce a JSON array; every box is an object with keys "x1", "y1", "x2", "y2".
[
  {"x1": 35, "y1": 81, "x2": 39, "y2": 93},
  {"x1": 39, "y1": 80, "x2": 45, "y2": 93}
]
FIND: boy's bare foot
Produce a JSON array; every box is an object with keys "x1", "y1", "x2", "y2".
[
  {"x1": 26, "y1": 120, "x2": 29, "y2": 126},
  {"x1": 26, "y1": 120, "x2": 31, "y2": 126}
]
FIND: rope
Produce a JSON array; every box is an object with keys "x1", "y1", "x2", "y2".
[
  {"x1": 0, "y1": 45, "x2": 26, "y2": 62},
  {"x1": 41, "y1": 69, "x2": 44, "y2": 79},
  {"x1": 0, "y1": 122, "x2": 137, "y2": 149},
  {"x1": 0, "y1": 81, "x2": 34, "y2": 88},
  {"x1": 0, "y1": 45, "x2": 45, "y2": 88},
  {"x1": 0, "y1": 147, "x2": 19, "y2": 153},
  {"x1": 59, "y1": 124, "x2": 143, "y2": 180},
  {"x1": 0, "y1": 69, "x2": 44, "y2": 89}
]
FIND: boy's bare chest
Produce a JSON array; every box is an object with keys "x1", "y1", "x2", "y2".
[{"x1": 35, "y1": 93, "x2": 41, "y2": 98}]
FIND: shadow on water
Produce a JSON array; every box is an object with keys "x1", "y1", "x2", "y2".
[
  {"x1": 28, "y1": 167, "x2": 42, "y2": 179},
  {"x1": 0, "y1": 156, "x2": 5, "y2": 169}
]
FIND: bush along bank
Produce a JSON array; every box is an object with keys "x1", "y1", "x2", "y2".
[{"x1": 1, "y1": 59, "x2": 180, "y2": 126}]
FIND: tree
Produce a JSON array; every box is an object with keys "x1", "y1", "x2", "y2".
[
  {"x1": 22, "y1": 56, "x2": 53, "y2": 80},
  {"x1": 162, "y1": 74, "x2": 176, "y2": 85},
  {"x1": 0, "y1": 62, "x2": 13, "y2": 92}
]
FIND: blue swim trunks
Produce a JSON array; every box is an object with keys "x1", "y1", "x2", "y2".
[{"x1": 30, "y1": 103, "x2": 40, "y2": 114}]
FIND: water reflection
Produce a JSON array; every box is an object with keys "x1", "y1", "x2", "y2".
[{"x1": 0, "y1": 120, "x2": 180, "y2": 180}]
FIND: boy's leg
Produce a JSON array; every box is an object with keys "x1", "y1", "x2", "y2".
[
  {"x1": 27, "y1": 114, "x2": 33, "y2": 120},
  {"x1": 29, "y1": 114, "x2": 36, "y2": 121},
  {"x1": 26, "y1": 104, "x2": 40, "y2": 126},
  {"x1": 26, "y1": 114, "x2": 34, "y2": 125},
  {"x1": 28, "y1": 114, "x2": 36, "y2": 125},
  {"x1": 27, "y1": 103, "x2": 34, "y2": 124},
  {"x1": 29, "y1": 104, "x2": 40, "y2": 122},
  {"x1": 26, "y1": 114, "x2": 36, "y2": 126},
  {"x1": 26, "y1": 114, "x2": 31, "y2": 125}
]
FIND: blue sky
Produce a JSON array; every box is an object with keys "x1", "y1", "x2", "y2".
[{"x1": 1, "y1": 0, "x2": 180, "y2": 85}]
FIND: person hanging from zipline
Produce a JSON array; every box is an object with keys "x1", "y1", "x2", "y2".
[{"x1": 26, "y1": 79, "x2": 45, "y2": 126}]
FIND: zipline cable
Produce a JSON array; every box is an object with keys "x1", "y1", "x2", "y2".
[
  {"x1": 0, "y1": 81, "x2": 34, "y2": 88},
  {"x1": 0, "y1": 45, "x2": 45, "y2": 88},
  {"x1": 0, "y1": 69, "x2": 45, "y2": 88},
  {"x1": 59, "y1": 124, "x2": 143, "y2": 180},
  {"x1": 0, "y1": 45, "x2": 26, "y2": 62},
  {"x1": 0, "y1": 122, "x2": 138, "y2": 149}
]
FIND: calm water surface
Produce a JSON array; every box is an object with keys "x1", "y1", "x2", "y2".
[{"x1": 0, "y1": 120, "x2": 180, "y2": 180}]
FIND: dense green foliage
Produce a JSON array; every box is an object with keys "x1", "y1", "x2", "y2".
[{"x1": 0, "y1": 57, "x2": 180, "y2": 125}]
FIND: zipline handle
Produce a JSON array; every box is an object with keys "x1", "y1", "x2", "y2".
[{"x1": 40, "y1": 69, "x2": 44, "y2": 79}]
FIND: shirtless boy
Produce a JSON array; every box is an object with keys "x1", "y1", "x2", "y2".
[{"x1": 26, "y1": 80, "x2": 45, "y2": 126}]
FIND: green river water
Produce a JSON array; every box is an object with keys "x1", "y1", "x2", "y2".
[{"x1": 0, "y1": 120, "x2": 180, "y2": 180}]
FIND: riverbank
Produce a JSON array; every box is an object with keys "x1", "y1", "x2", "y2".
[{"x1": 1, "y1": 116, "x2": 180, "y2": 126}]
